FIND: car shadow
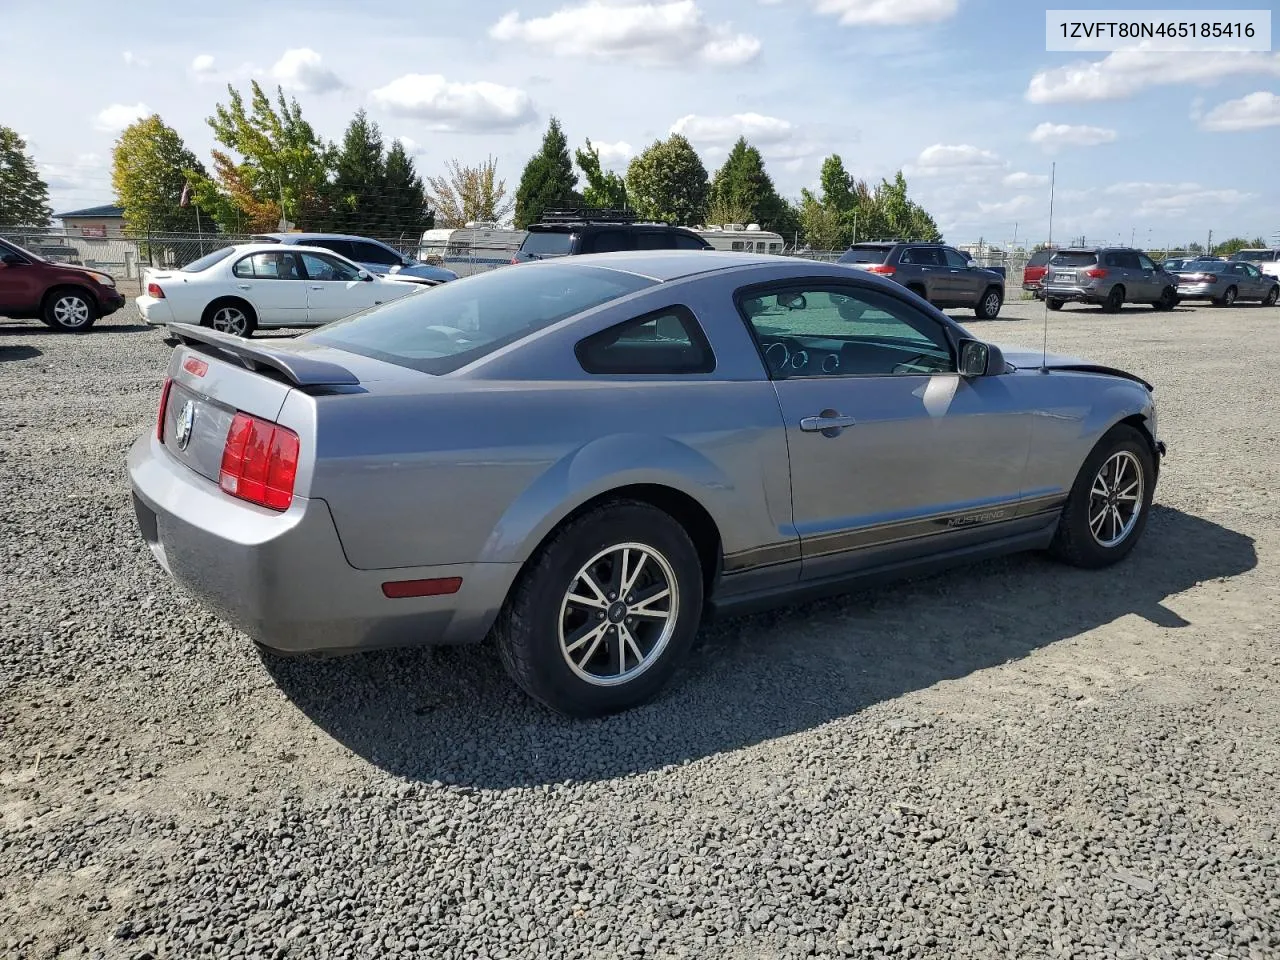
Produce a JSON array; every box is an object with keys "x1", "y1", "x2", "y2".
[
  {"x1": 0, "y1": 344, "x2": 41, "y2": 361},
  {"x1": 0, "y1": 321, "x2": 153, "y2": 335},
  {"x1": 262, "y1": 505, "x2": 1256, "y2": 789}
]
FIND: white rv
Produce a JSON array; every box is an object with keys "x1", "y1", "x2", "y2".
[
  {"x1": 418, "y1": 222, "x2": 528, "y2": 277},
  {"x1": 694, "y1": 223, "x2": 786, "y2": 255}
]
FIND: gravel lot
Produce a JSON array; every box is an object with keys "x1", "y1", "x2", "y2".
[{"x1": 2, "y1": 296, "x2": 1277, "y2": 960}]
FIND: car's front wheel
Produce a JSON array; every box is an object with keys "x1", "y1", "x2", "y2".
[
  {"x1": 42, "y1": 288, "x2": 97, "y2": 331},
  {"x1": 1048, "y1": 424, "x2": 1155, "y2": 569},
  {"x1": 975, "y1": 287, "x2": 1003, "y2": 319},
  {"x1": 495, "y1": 500, "x2": 705, "y2": 717}
]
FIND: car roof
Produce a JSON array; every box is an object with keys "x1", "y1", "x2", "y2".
[
  {"x1": 526, "y1": 222, "x2": 696, "y2": 232},
  {"x1": 230, "y1": 242, "x2": 360, "y2": 257},
  {"x1": 254, "y1": 232, "x2": 387, "y2": 244},
  {"x1": 518, "y1": 249, "x2": 779, "y2": 282}
]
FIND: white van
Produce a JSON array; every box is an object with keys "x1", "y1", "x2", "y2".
[
  {"x1": 419, "y1": 223, "x2": 528, "y2": 277},
  {"x1": 694, "y1": 223, "x2": 786, "y2": 255}
]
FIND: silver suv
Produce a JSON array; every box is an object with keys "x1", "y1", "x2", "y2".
[
  {"x1": 838, "y1": 241, "x2": 1005, "y2": 319},
  {"x1": 1042, "y1": 247, "x2": 1178, "y2": 313}
]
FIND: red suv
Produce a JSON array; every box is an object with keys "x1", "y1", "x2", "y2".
[
  {"x1": 0, "y1": 237, "x2": 126, "y2": 331},
  {"x1": 1022, "y1": 248, "x2": 1054, "y2": 298}
]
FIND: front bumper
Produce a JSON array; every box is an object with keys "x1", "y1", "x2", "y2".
[
  {"x1": 99, "y1": 289, "x2": 126, "y2": 316},
  {"x1": 127, "y1": 433, "x2": 515, "y2": 654},
  {"x1": 135, "y1": 294, "x2": 175, "y2": 326}
]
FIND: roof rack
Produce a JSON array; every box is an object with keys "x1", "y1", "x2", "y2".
[
  {"x1": 855, "y1": 237, "x2": 944, "y2": 244},
  {"x1": 538, "y1": 207, "x2": 638, "y2": 225}
]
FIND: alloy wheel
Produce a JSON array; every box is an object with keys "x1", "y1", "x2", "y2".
[
  {"x1": 212, "y1": 306, "x2": 249, "y2": 336},
  {"x1": 1088, "y1": 451, "x2": 1144, "y2": 548},
  {"x1": 558, "y1": 542, "x2": 678, "y2": 687},
  {"x1": 53, "y1": 295, "x2": 91, "y2": 328}
]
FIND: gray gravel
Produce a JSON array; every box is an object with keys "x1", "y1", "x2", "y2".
[{"x1": 2, "y1": 298, "x2": 1278, "y2": 960}]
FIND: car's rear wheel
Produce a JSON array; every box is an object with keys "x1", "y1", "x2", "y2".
[
  {"x1": 975, "y1": 287, "x2": 1003, "y2": 320},
  {"x1": 1215, "y1": 286, "x2": 1238, "y2": 307},
  {"x1": 495, "y1": 500, "x2": 704, "y2": 718},
  {"x1": 202, "y1": 298, "x2": 257, "y2": 337},
  {"x1": 1048, "y1": 424, "x2": 1155, "y2": 569},
  {"x1": 1046, "y1": 297, "x2": 1065, "y2": 311},
  {"x1": 1152, "y1": 286, "x2": 1177, "y2": 311},
  {"x1": 1265, "y1": 285, "x2": 1280, "y2": 307},
  {"x1": 42, "y1": 288, "x2": 97, "y2": 332},
  {"x1": 1101, "y1": 285, "x2": 1125, "y2": 313}
]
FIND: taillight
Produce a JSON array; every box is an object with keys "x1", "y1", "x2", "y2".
[
  {"x1": 156, "y1": 377, "x2": 173, "y2": 441},
  {"x1": 1187, "y1": 273, "x2": 1214, "y2": 282},
  {"x1": 147, "y1": 282, "x2": 166, "y2": 298},
  {"x1": 866, "y1": 264, "x2": 896, "y2": 275},
  {"x1": 218, "y1": 412, "x2": 300, "y2": 512},
  {"x1": 510, "y1": 257, "x2": 520, "y2": 265},
  {"x1": 1084, "y1": 268, "x2": 1107, "y2": 279}
]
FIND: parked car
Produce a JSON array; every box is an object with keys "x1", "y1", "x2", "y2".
[
  {"x1": 837, "y1": 241, "x2": 1005, "y2": 319},
  {"x1": 129, "y1": 250, "x2": 1164, "y2": 717},
  {"x1": 1229, "y1": 248, "x2": 1280, "y2": 279},
  {"x1": 1042, "y1": 247, "x2": 1178, "y2": 312},
  {"x1": 0, "y1": 237, "x2": 126, "y2": 331},
  {"x1": 512, "y1": 209, "x2": 712, "y2": 263},
  {"x1": 1174, "y1": 260, "x2": 1280, "y2": 307},
  {"x1": 1022, "y1": 248, "x2": 1054, "y2": 297},
  {"x1": 251, "y1": 232, "x2": 457, "y2": 284},
  {"x1": 135, "y1": 244, "x2": 423, "y2": 337}
]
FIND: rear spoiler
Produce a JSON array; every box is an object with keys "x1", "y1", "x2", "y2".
[{"x1": 168, "y1": 323, "x2": 360, "y2": 387}]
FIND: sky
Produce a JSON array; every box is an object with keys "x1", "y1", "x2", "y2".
[{"x1": 3, "y1": 0, "x2": 1278, "y2": 249}]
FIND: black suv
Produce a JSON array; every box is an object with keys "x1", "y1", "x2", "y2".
[
  {"x1": 512, "y1": 208, "x2": 712, "y2": 263},
  {"x1": 837, "y1": 241, "x2": 1005, "y2": 319}
]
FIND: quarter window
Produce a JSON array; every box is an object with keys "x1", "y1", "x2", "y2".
[
  {"x1": 576, "y1": 305, "x2": 715, "y2": 375},
  {"x1": 736, "y1": 283, "x2": 954, "y2": 378},
  {"x1": 1137, "y1": 253, "x2": 1157, "y2": 270},
  {"x1": 233, "y1": 252, "x2": 302, "y2": 280}
]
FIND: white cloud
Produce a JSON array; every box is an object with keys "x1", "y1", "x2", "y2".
[
  {"x1": 1028, "y1": 122, "x2": 1117, "y2": 151},
  {"x1": 670, "y1": 112, "x2": 794, "y2": 146},
  {"x1": 1003, "y1": 171, "x2": 1049, "y2": 188},
  {"x1": 807, "y1": 0, "x2": 959, "y2": 26},
  {"x1": 591, "y1": 140, "x2": 634, "y2": 168},
  {"x1": 92, "y1": 102, "x2": 150, "y2": 133},
  {"x1": 40, "y1": 153, "x2": 106, "y2": 192},
  {"x1": 395, "y1": 136, "x2": 428, "y2": 158},
  {"x1": 122, "y1": 51, "x2": 148, "y2": 68},
  {"x1": 1200, "y1": 91, "x2": 1280, "y2": 132},
  {"x1": 911, "y1": 143, "x2": 1004, "y2": 175},
  {"x1": 1102, "y1": 180, "x2": 1255, "y2": 218},
  {"x1": 270, "y1": 48, "x2": 345, "y2": 94},
  {"x1": 489, "y1": 1, "x2": 761, "y2": 67},
  {"x1": 1026, "y1": 49, "x2": 1280, "y2": 103},
  {"x1": 370, "y1": 74, "x2": 537, "y2": 132},
  {"x1": 191, "y1": 54, "x2": 216, "y2": 75},
  {"x1": 978, "y1": 195, "x2": 1036, "y2": 218}
]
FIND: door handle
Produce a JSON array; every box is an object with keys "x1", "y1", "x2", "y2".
[
  {"x1": 236, "y1": 284, "x2": 251, "y2": 290},
  {"x1": 800, "y1": 412, "x2": 858, "y2": 433},
  {"x1": 310, "y1": 285, "x2": 324, "y2": 290}
]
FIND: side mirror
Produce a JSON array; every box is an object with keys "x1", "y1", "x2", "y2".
[
  {"x1": 959, "y1": 339, "x2": 1004, "y2": 377},
  {"x1": 357, "y1": 269, "x2": 373, "y2": 281}
]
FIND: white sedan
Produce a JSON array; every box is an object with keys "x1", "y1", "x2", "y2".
[{"x1": 136, "y1": 243, "x2": 425, "y2": 337}]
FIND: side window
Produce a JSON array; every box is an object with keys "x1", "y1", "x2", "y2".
[
  {"x1": 298, "y1": 252, "x2": 362, "y2": 282},
  {"x1": 736, "y1": 283, "x2": 955, "y2": 379},
  {"x1": 1137, "y1": 253, "x2": 1157, "y2": 270},
  {"x1": 675, "y1": 234, "x2": 709, "y2": 250},
  {"x1": 731, "y1": 241, "x2": 745, "y2": 251},
  {"x1": 585, "y1": 230, "x2": 629, "y2": 254},
  {"x1": 233, "y1": 252, "x2": 301, "y2": 280},
  {"x1": 1245, "y1": 264, "x2": 1262, "y2": 278},
  {"x1": 941, "y1": 249, "x2": 970, "y2": 269},
  {"x1": 635, "y1": 231, "x2": 676, "y2": 251},
  {"x1": 575, "y1": 305, "x2": 715, "y2": 375},
  {"x1": 768, "y1": 243, "x2": 782, "y2": 253},
  {"x1": 309, "y1": 239, "x2": 355, "y2": 259},
  {"x1": 351, "y1": 240, "x2": 400, "y2": 266},
  {"x1": 1103, "y1": 252, "x2": 1121, "y2": 268}
]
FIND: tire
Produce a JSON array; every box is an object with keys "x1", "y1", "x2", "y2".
[
  {"x1": 1152, "y1": 287, "x2": 1177, "y2": 311},
  {"x1": 974, "y1": 286, "x2": 1003, "y2": 320},
  {"x1": 1265, "y1": 285, "x2": 1280, "y2": 307},
  {"x1": 202, "y1": 298, "x2": 257, "y2": 337},
  {"x1": 1046, "y1": 298, "x2": 1065, "y2": 312},
  {"x1": 1101, "y1": 285, "x2": 1125, "y2": 313},
  {"x1": 41, "y1": 287, "x2": 98, "y2": 332},
  {"x1": 1048, "y1": 424, "x2": 1155, "y2": 570},
  {"x1": 494, "y1": 500, "x2": 705, "y2": 718},
  {"x1": 1214, "y1": 286, "x2": 1237, "y2": 307}
]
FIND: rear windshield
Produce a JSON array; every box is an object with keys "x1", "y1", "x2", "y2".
[
  {"x1": 1184, "y1": 262, "x2": 1228, "y2": 273},
  {"x1": 839, "y1": 246, "x2": 891, "y2": 264},
  {"x1": 304, "y1": 263, "x2": 655, "y2": 374},
  {"x1": 181, "y1": 247, "x2": 236, "y2": 272},
  {"x1": 520, "y1": 231, "x2": 574, "y2": 258},
  {"x1": 1027, "y1": 249, "x2": 1054, "y2": 266},
  {"x1": 1231, "y1": 250, "x2": 1275, "y2": 262},
  {"x1": 1049, "y1": 251, "x2": 1098, "y2": 267}
]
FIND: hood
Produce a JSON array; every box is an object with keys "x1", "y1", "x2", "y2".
[{"x1": 996, "y1": 345, "x2": 1153, "y2": 392}]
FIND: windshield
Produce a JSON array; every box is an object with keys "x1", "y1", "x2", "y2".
[
  {"x1": 1049, "y1": 251, "x2": 1098, "y2": 267},
  {"x1": 0, "y1": 239, "x2": 43, "y2": 262},
  {"x1": 839, "y1": 246, "x2": 891, "y2": 264},
  {"x1": 181, "y1": 247, "x2": 236, "y2": 272},
  {"x1": 1182, "y1": 262, "x2": 1228, "y2": 274},
  {"x1": 304, "y1": 263, "x2": 655, "y2": 374},
  {"x1": 520, "y1": 231, "x2": 574, "y2": 258},
  {"x1": 1231, "y1": 250, "x2": 1274, "y2": 262}
]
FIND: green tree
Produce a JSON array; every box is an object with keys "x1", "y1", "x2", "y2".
[
  {"x1": 425, "y1": 156, "x2": 514, "y2": 227},
  {"x1": 381, "y1": 140, "x2": 432, "y2": 236},
  {"x1": 192, "y1": 80, "x2": 332, "y2": 232},
  {"x1": 0, "y1": 126, "x2": 52, "y2": 226},
  {"x1": 111, "y1": 115, "x2": 208, "y2": 235},
  {"x1": 1212, "y1": 236, "x2": 1261, "y2": 256},
  {"x1": 514, "y1": 117, "x2": 578, "y2": 229},
  {"x1": 798, "y1": 190, "x2": 844, "y2": 250},
  {"x1": 625, "y1": 134, "x2": 709, "y2": 226},
  {"x1": 1187, "y1": 241, "x2": 1205, "y2": 255},
  {"x1": 327, "y1": 109, "x2": 385, "y2": 233},
  {"x1": 707, "y1": 137, "x2": 787, "y2": 230},
  {"x1": 575, "y1": 139, "x2": 628, "y2": 210}
]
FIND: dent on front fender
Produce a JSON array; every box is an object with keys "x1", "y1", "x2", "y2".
[{"x1": 477, "y1": 433, "x2": 742, "y2": 565}]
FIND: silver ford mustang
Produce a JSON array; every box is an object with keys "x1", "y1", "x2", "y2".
[{"x1": 128, "y1": 251, "x2": 1165, "y2": 717}]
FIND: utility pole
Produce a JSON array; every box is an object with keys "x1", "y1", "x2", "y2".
[
  {"x1": 1130, "y1": 227, "x2": 1135, "y2": 247},
  {"x1": 1207, "y1": 228, "x2": 1213, "y2": 256}
]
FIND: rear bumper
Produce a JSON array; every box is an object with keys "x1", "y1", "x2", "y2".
[
  {"x1": 135, "y1": 295, "x2": 175, "y2": 326},
  {"x1": 1174, "y1": 283, "x2": 1218, "y2": 301},
  {"x1": 1041, "y1": 284, "x2": 1104, "y2": 303},
  {"x1": 127, "y1": 433, "x2": 515, "y2": 654}
]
